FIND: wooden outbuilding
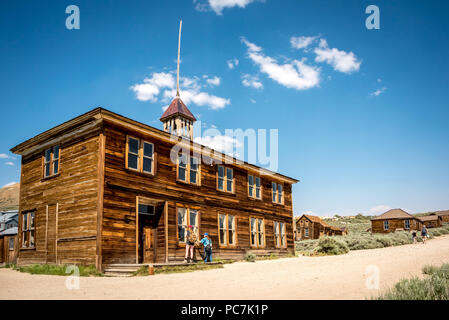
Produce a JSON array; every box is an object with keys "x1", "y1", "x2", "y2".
[
  {"x1": 10, "y1": 105, "x2": 298, "y2": 270},
  {"x1": 371, "y1": 209, "x2": 421, "y2": 233},
  {"x1": 432, "y1": 210, "x2": 449, "y2": 223},
  {"x1": 418, "y1": 215, "x2": 443, "y2": 228},
  {"x1": 294, "y1": 214, "x2": 346, "y2": 240},
  {"x1": 0, "y1": 227, "x2": 18, "y2": 265}
]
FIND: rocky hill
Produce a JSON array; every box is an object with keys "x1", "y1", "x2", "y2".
[{"x1": 0, "y1": 182, "x2": 19, "y2": 211}]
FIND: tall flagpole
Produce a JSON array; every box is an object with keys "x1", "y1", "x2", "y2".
[{"x1": 176, "y1": 19, "x2": 182, "y2": 98}]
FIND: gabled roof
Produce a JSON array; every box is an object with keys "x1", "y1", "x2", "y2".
[
  {"x1": 0, "y1": 211, "x2": 18, "y2": 223},
  {"x1": 371, "y1": 208, "x2": 416, "y2": 221},
  {"x1": 302, "y1": 214, "x2": 323, "y2": 224},
  {"x1": 160, "y1": 97, "x2": 196, "y2": 122}
]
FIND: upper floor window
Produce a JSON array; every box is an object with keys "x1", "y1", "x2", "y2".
[
  {"x1": 250, "y1": 217, "x2": 265, "y2": 248},
  {"x1": 218, "y1": 213, "x2": 237, "y2": 247},
  {"x1": 217, "y1": 165, "x2": 234, "y2": 193},
  {"x1": 126, "y1": 136, "x2": 155, "y2": 175},
  {"x1": 177, "y1": 153, "x2": 200, "y2": 185},
  {"x1": 177, "y1": 207, "x2": 199, "y2": 243},
  {"x1": 43, "y1": 145, "x2": 60, "y2": 178},
  {"x1": 248, "y1": 175, "x2": 261, "y2": 199},
  {"x1": 22, "y1": 211, "x2": 35, "y2": 249},
  {"x1": 272, "y1": 182, "x2": 284, "y2": 204}
]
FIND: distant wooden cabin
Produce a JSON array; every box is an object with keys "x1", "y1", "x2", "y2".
[
  {"x1": 371, "y1": 209, "x2": 421, "y2": 233},
  {"x1": 294, "y1": 214, "x2": 346, "y2": 240},
  {"x1": 10, "y1": 103, "x2": 298, "y2": 270},
  {"x1": 432, "y1": 210, "x2": 449, "y2": 223},
  {"x1": 419, "y1": 215, "x2": 443, "y2": 228},
  {"x1": 0, "y1": 211, "x2": 19, "y2": 265}
]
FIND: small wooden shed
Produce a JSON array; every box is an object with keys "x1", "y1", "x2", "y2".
[{"x1": 419, "y1": 215, "x2": 443, "y2": 228}]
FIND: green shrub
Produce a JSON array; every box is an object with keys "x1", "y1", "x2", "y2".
[
  {"x1": 314, "y1": 237, "x2": 349, "y2": 255},
  {"x1": 18, "y1": 264, "x2": 102, "y2": 277},
  {"x1": 377, "y1": 264, "x2": 449, "y2": 300},
  {"x1": 244, "y1": 252, "x2": 256, "y2": 262}
]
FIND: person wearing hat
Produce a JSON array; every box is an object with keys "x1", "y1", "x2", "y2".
[
  {"x1": 200, "y1": 233, "x2": 213, "y2": 263},
  {"x1": 184, "y1": 225, "x2": 197, "y2": 263}
]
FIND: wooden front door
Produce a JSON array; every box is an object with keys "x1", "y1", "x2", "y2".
[{"x1": 138, "y1": 214, "x2": 156, "y2": 263}]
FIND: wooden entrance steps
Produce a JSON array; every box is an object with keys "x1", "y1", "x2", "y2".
[{"x1": 103, "y1": 261, "x2": 224, "y2": 277}]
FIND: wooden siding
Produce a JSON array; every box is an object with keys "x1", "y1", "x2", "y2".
[
  {"x1": 16, "y1": 131, "x2": 101, "y2": 266},
  {"x1": 102, "y1": 121, "x2": 295, "y2": 264},
  {"x1": 371, "y1": 218, "x2": 421, "y2": 234}
]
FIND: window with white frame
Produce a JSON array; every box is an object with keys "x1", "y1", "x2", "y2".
[
  {"x1": 248, "y1": 175, "x2": 261, "y2": 199},
  {"x1": 272, "y1": 182, "x2": 284, "y2": 204},
  {"x1": 217, "y1": 165, "x2": 234, "y2": 193},
  {"x1": 404, "y1": 219, "x2": 410, "y2": 229},
  {"x1": 22, "y1": 211, "x2": 35, "y2": 248},
  {"x1": 44, "y1": 146, "x2": 60, "y2": 178},
  {"x1": 250, "y1": 217, "x2": 265, "y2": 247},
  {"x1": 177, "y1": 207, "x2": 199, "y2": 243},
  {"x1": 384, "y1": 220, "x2": 389, "y2": 230},
  {"x1": 218, "y1": 214, "x2": 237, "y2": 246},
  {"x1": 126, "y1": 136, "x2": 155, "y2": 174},
  {"x1": 177, "y1": 153, "x2": 200, "y2": 185}
]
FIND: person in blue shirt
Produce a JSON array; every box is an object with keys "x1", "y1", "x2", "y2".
[{"x1": 199, "y1": 233, "x2": 212, "y2": 263}]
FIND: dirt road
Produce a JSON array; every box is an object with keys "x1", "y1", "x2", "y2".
[{"x1": 1, "y1": 235, "x2": 449, "y2": 300}]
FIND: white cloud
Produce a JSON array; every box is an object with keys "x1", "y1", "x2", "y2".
[
  {"x1": 367, "y1": 205, "x2": 392, "y2": 215},
  {"x1": 0, "y1": 153, "x2": 11, "y2": 159},
  {"x1": 242, "y1": 37, "x2": 320, "y2": 90},
  {"x1": 377, "y1": 78, "x2": 382, "y2": 83},
  {"x1": 241, "y1": 74, "x2": 263, "y2": 89},
  {"x1": 250, "y1": 98, "x2": 256, "y2": 104},
  {"x1": 206, "y1": 76, "x2": 221, "y2": 87},
  {"x1": 5, "y1": 162, "x2": 14, "y2": 166},
  {"x1": 130, "y1": 72, "x2": 175, "y2": 102},
  {"x1": 314, "y1": 39, "x2": 361, "y2": 73},
  {"x1": 290, "y1": 36, "x2": 317, "y2": 50},
  {"x1": 195, "y1": 0, "x2": 259, "y2": 15},
  {"x1": 227, "y1": 58, "x2": 239, "y2": 69},
  {"x1": 194, "y1": 135, "x2": 242, "y2": 156},
  {"x1": 1, "y1": 182, "x2": 17, "y2": 188},
  {"x1": 132, "y1": 72, "x2": 230, "y2": 110},
  {"x1": 371, "y1": 87, "x2": 387, "y2": 96}
]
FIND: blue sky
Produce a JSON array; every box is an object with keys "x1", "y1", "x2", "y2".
[{"x1": 1, "y1": 0, "x2": 448, "y2": 217}]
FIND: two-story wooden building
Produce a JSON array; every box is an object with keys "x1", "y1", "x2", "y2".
[{"x1": 10, "y1": 98, "x2": 298, "y2": 270}]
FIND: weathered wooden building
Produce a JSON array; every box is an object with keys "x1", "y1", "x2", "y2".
[
  {"x1": 293, "y1": 214, "x2": 345, "y2": 240},
  {"x1": 371, "y1": 209, "x2": 421, "y2": 233},
  {"x1": 432, "y1": 210, "x2": 449, "y2": 223},
  {"x1": 418, "y1": 215, "x2": 443, "y2": 228},
  {"x1": 10, "y1": 101, "x2": 298, "y2": 270}
]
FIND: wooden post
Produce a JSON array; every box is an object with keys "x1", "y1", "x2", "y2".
[
  {"x1": 96, "y1": 132, "x2": 105, "y2": 271},
  {"x1": 148, "y1": 264, "x2": 154, "y2": 275},
  {"x1": 55, "y1": 202, "x2": 59, "y2": 264}
]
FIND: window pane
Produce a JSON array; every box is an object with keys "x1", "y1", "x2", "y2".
[
  {"x1": 30, "y1": 230, "x2": 35, "y2": 247},
  {"x1": 258, "y1": 219, "x2": 263, "y2": 233},
  {"x1": 229, "y1": 230, "x2": 234, "y2": 245},
  {"x1": 178, "y1": 167, "x2": 186, "y2": 181},
  {"x1": 255, "y1": 187, "x2": 260, "y2": 199},
  {"x1": 178, "y1": 226, "x2": 185, "y2": 242},
  {"x1": 45, "y1": 164, "x2": 51, "y2": 177},
  {"x1": 248, "y1": 175, "x2": 254, "y2": 186},
  {"x1": 30, "y1": 212, "x2": 35, "y2": 228},
  {"x1": 143, "y1": 158, "x2": 153, "y2": 173},
  {"x1": 9, "y1": 238, "x2": 14, "y2": 250},
  {"x1": 128, "y1": 154, "x2": 138, "y2": 170},
  {"x1": 23, "y1": 232, "x2": 28, "y2": 248},
  {"x1": 45, "y1": 148, "x2": 51, "y2": 162},
  {"x1": 220, "y1": 229, "x2": 226, "y2": 245},
  {"x1": 228, "y1": 215, "x2": 234, "y2": 230},
  {"x1": 249, "y1": 186, "x2": 253, "y2": 197},
  {"x1": 128, "y1": 137, "x2": 139, "y2": 154},
  {"x1": 178, "y1": 208, "x2": 186, "y2": 242},
  {"x1": 189, "y1": 210, "x2": 198, "y2": 230},
  {"x1": 226, "y1": 168, "x2": 233, "y2": 180},
  {"x1": 143, "y1": 142, "x2": 153, "y2": 157},
  {"x1": 218, "y1": 178, "x2": 224, "y2": 190},
  {"x1": 190, "y1": 170, "x2": 197, "y2": 184},
  {"x1": 53, "y1": 160, "x2": 59, "y2": 174},
  {"x1": 251, "y1": 218, "x2": 256, "y2": 233},
  {"x1": 23, "y1": 214, "x2": 28, "y2": 231},
  {"x1": 255, "y1": 177, "x2": 260, "y2": 187},
  {"x1": 190, "y1": 157, "x2": 198, "y2": 171},
  {"x1": 227, "y1": 180, "x2": 233, "y2": 192},
  {"x1": 272, "y1": 182, "x2": 277, "y2": 202},
  {"x1": 219, "y1": 214, "x2": 225, "y2": 229},
  {"x1": 278, "y1": 185, "x2": 283, "y2": 203},
  {"x1": 139, "y1": 204, "x2": 154, "y2": 215},
  {"x1": 53, "y1": 146, "x2": 60, "y2": 159},
  {"x1": 218, "y1": 165, "x2": 224, "y2": 178},
  {"x1": 178, "y1": 154, "x2": 187, "y2": 168}
]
